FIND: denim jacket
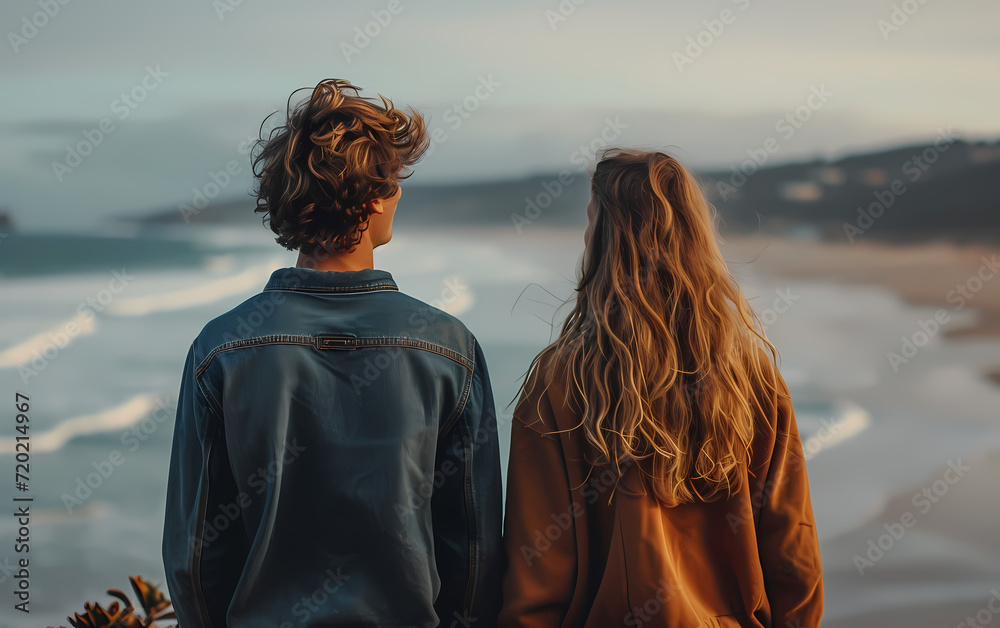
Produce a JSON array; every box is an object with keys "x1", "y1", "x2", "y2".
[{"x1": 161, "y1": 267, "x2": 504, "y2": 628}]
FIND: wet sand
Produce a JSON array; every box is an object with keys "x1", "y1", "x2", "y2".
[{"x1": 819, "y1": 449, "x2": 1000, "y2": 627}]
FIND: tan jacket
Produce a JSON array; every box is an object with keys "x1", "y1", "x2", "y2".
[{"x1": 498, "y1": 355, "x2": 823, "y2": 627}]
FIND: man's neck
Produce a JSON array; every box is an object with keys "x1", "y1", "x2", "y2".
[{"x1": 295, "y1": 238, "x2": 375, "y2": 272}]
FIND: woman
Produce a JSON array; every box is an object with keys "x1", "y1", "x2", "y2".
[{"x1": 499, "y1": 149, "x2": 823, "y2": 627}]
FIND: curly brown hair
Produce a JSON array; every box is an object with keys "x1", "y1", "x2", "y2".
[{"x1": 251, "y1": 78, "x2": 429, "y2": 255}]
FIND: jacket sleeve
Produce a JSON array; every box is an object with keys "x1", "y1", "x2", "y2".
[
  {"x1": 432, "y1": 338, "x2": 504, "y2": 627},
  {"x1": 161, "y1": 342, "x2": 246, "y2": 628},
  {"x1": 498, "y1": 367, "x2": 577, "y2": 628},
  {"x1": 756, "y1": 369, "x2": 824, "y2": 626}
]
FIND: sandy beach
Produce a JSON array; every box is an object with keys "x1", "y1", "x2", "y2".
[
  {"x1": 718, "y1": 235, "x2": 1000, "y2": 340},
  {"x1": 816, "y1": 448, "x2": 1000, "y2": 627},
  {"x1": 713, "y1": 234, "x2": 1000, "y2": 626}
]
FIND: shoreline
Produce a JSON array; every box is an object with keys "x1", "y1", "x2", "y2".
[
  {"x1": 715, "y1": 235, "x2": 1000, "y2": 388},
  {"x1": 497, "y1": 227, "x2": 1000, "y2": 385},
  {"x1": 715, "y1": 235, "x2": 1000, "y2": 340},
  {"x1": 422, "y1": 226, "x2": 1000, "y2": 337},
  {"x1": 400, "y1": 228, "x2": 999, "y2": 341},
  {"x1": 395, "y1": 226, "x2": 1000, "y2": 387}
]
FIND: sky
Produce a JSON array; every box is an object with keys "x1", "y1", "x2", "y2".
[{"x1": 2, "y1": 0, "x2": 999, "y2": 228}]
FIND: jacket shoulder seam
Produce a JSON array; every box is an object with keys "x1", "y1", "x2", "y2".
[
  {"x1": 195, "y1": 334, "x2": 475, "y2": 378},
  {"x1": 195, "y1": 334, "x2": 316, "y2": 377}
]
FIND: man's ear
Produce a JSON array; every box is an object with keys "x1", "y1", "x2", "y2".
[{"x1": 368, "y1": 198, "x2": 385, "y2": 215}]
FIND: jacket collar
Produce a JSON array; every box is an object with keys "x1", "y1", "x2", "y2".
[{"x1": 263, "y1": 267, "x2": 398, "y2": 294}]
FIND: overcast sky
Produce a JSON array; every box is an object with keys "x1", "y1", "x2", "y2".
[{"x1": 2, "y1": 0, "x2": 998, "y2": 228}]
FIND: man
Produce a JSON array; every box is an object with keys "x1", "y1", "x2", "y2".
[{"x1": 161, "y1": 78, "x2": 503, "y2": 627}]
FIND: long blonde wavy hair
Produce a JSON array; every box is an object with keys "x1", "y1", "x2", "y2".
[{"x1": 525, "y1": 148, "x2": 780, "y2": 506}]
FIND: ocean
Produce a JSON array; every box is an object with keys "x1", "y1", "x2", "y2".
[{"x1": 1, "y1": 224, "x2": 998, "y2": 627}]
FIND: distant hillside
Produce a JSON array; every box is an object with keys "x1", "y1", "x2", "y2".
[
  {"x1": 701, "y1": 138, "x2": 1000, "y2": 244},
  {"x1": 130, "y1": 174, "x2": 592, "y2": 231},
  {"x1": 128, "y1": 138, "x2": 1000, "y2": 244}
]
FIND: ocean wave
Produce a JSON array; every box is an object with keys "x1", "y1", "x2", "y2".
[
  {"x1": 106, "y1": 256, "x2": 284, "y2": 317},
  {"x1": 0, "y1": 311, "x2": 97, "y2": 368},
  {"x1": 0, "y1": 392, "x2": 167, "y2": 455},
  {"x1": 801, "y1": 400, "x2": 871, "y2": 461},
  {"x1": 33, "y1": 502, "x2": 112, "y2": 525}
]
